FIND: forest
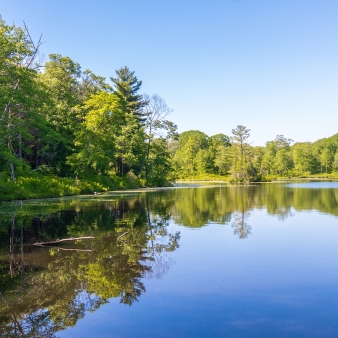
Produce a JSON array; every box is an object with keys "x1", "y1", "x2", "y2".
[
  {"x1": 1, "y1": 16, "x2": 338, "y2": 201},
  {"x1": 172, "y1": 128, "x2": 338, "y2": 181}
]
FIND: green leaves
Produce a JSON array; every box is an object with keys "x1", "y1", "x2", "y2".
[
  {"x1": 111, "y1": 66, "x2": 147, "y2": 124},
  {"x1": 67, "y1": 92, "x2": 120, "y2": 176},
  {"x1": 172, "y1": 130, "x2": 233, "y2": 178}
]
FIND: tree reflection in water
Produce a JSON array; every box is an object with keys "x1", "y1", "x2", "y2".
[
  {"x1": 231, "y1": 210, "x2": 251, "y2": 239},
  {"x1": 0, "y1": 198, "x2": 180, "y2": 337},
  {"x1": 1, "y1": 183, "x2": 338, "y2": 336}
]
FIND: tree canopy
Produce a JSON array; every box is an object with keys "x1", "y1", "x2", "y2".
[{"x1": 1, "y1": 15, "x2": 338, "y2": 197}]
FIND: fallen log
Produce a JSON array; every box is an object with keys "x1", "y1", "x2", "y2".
[
  {"x1": 33, "y1": 236, "x2": 94, "y2": 247},
  {"x1": 35, "y1": 245, "x2": 92, "y2": 252}
]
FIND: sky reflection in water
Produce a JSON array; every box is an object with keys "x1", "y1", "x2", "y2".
[
  {"x1": 287, "y1": 181, "x2": 338, "y2": 189},
  {"x1": 0, "y1": 182, "x2": 338, "y2": 337}
]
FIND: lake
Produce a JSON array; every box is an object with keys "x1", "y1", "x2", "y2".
[{"x1": 1, "y1": 181, "x2": 338, "y2": 337}]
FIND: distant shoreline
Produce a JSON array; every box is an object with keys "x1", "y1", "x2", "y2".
[
  {"x1": 3, "y1": 177, "x2": 338, "y2": 204},
  {"x1": 177, "y1": 177, "x2": 338, "y2": 183}
]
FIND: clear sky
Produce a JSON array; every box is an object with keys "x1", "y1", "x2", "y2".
[{"x1": 1, "y1": 0, "x2": 337, "y2": 145}]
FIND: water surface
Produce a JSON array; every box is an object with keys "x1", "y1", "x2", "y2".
[{"x1": 1, "y1": 182, "x2": 338, "y2": 337}]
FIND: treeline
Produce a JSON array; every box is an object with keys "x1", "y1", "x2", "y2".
[
  {"x1": 1, "y1": 184, "x2": 338, "y2": 235},
  {"x1": 1, "y1": 16, "x2": 338, "y2": 201},
  {"x1": 171, "y1": 126, "x2": 338, "y2": 181},
  {"x1": 0, "y1": 17, "x2": 176, "y2": 194}
]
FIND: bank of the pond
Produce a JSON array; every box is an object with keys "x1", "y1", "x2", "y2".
[
  {"x1": 177, "y1": 174, "x2": 338, "y2": 184},
  {"x1": 176, "y1": 174, "x2": 231, "y2": 182},
  {"x1": 0, "y1": 176, "x2": 174, "y2": 202},
  {"x1": 2, "y1": 174, "x2": 338, "y2": 202}
]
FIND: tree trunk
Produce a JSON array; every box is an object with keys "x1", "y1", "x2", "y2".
[
  {"x1": 10, "y1": 162, "x2": 15, "y2": 182},
  {"x1": 145, "y1": 138, "x2": 151, "y2": 179},
  {"x1": 35, "y1": 142, "x2": 39, "y2": 169},
  {"x1": 139, "y1": 159, "x2": 144, "y2": 177},
  {"x1": 18, "y1": 132, "x2": 22, "y2": 159},
  {"x1": 20, "y1": 224, "x2": 24, "y2": 275},
  {"x1": 10, "y1": 214, "x2": 15, "y2": 278}
]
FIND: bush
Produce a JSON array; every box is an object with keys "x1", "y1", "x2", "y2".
[{"x1": 0, "y1": 176, "x2": 105, "y2": 201}]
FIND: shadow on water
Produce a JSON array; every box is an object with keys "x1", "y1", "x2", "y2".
[{"x1": 0, "y1": 182, "x2": 338, "y2": 336}]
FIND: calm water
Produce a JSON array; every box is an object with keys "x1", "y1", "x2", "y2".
[{"x1": 1, "y1": 182, "x2": 338, "y2": 337}]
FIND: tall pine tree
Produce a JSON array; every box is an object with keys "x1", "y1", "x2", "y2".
[{"x1": 110, "y1": 67, "x2": 147, "y2": 124}]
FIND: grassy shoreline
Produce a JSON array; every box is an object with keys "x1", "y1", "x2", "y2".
[
  {"x1": 177, "y1": 174, "x2": 338, "y2": 184},
  {"x1": 1, "y1": 174, "x2": 337, "y2": 202},
  {"x1": 0, "y1": 175, "x2": 175, "y2": 202}
]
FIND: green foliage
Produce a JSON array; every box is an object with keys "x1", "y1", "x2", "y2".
[
  {"x1": 41, "y1": 54, "x2": 82, "y2": 135},
  {"x1": 111, "y1": 66, "x2": 147, "y2": 124},
  {"x1": 145, "y1": 138, "x2": 173, "y2": 186},
  {"x1": 0, "y1": 173, "x2": 145, "y2": 201},
  {"x1": 209, "y1": 134, "x2": 231, "y2": 175},
  {"x1": 0, "y1": 16, "x2": 177, "y2": 199},
  {"x1": 116, "y1": 112, "x2": 146, "y2": 176},
  {"x1": 0, "y1": 17, "x2": 58, "y2": 180},
  {"x1": 67, "y1": 91, "x2": 121, "y2": 176},
  {"x1": 172, "y1": 129, "x2": 337, "y2": 183},
  {"x1": 177, "y1": 174, "x2": 230, "y2": 182},
  {"x1": 0, "y1": 195, "x2": 180, "y2": 333},
  {"x1": 292, "y1": 142, "x2": 317, "y2": 175},
  {"x1": 230, "y1": 125, "x2": 256, "y2": 182},
  {"x1": 2, "y1": 14, "x2": 338, "y2": 201},
  {"x1": 173, "y1": 130, "x2": 221, "y2": 178}
]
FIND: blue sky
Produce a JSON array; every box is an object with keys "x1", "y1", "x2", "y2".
[{"x1": 1, "y1": 0, "x2": 337, "y2": 145}]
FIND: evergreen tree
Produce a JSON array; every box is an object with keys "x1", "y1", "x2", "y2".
[
  {"x1": 230, "y1": 125, "x2": 255, "y2": 181},
  {"x1": 111, "y1": 67, "x2": 147, "y2": 124}
]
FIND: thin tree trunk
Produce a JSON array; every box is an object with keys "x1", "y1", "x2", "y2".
[
  {"x1": 20, "y1": 224, "x2": 24, "y2": 275},
  {"x1": 0, "y1": 291, "x2": 24, "y2": 336},
  {"x1": 10, "y1": 214, "x2": 15, "y2": 278},
  {"x1": 18, "y1": 132, "x2": 22, "y2": 159},
  {"x1": 35, "y1": 142, "x2": 39, "y2": 169},
  {"x1": 10, "y1": 162, "x2": 15, "y2": 182},
  {"x1": 145, "y1": 138, "x2": 151, "y2": 179},
  {"x1": 139, "y1": 159, "x2": 144, "y2": 177}
]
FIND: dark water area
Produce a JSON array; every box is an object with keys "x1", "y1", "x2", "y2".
[{"x1": 1, "y1": 182, "x2": 338, "y2": 337}]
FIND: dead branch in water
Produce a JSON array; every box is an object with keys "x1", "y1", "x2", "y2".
[
  {"x1": 117, "y1": 232, "x2": 128, "y2": 241},
  {"x1": 33, "y1": 236, "x2": 94, "y2": 247},
  {"x1": 36, "y1": 246, "x2": 92, "y2": 252}
]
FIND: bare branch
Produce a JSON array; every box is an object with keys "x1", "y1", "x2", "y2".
[
  {"x1": 33, "y1": 236, "x2": 94, "y2": 246},
  {"x1": 23, "y1": 21, "x2": 45, "y2": 69},
  {"x1": 34, "y1": 246, "x2": 93, "y2": 252},
  {"x1": 117, "y1": 232, "x2": 128, "y2": 240}
]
